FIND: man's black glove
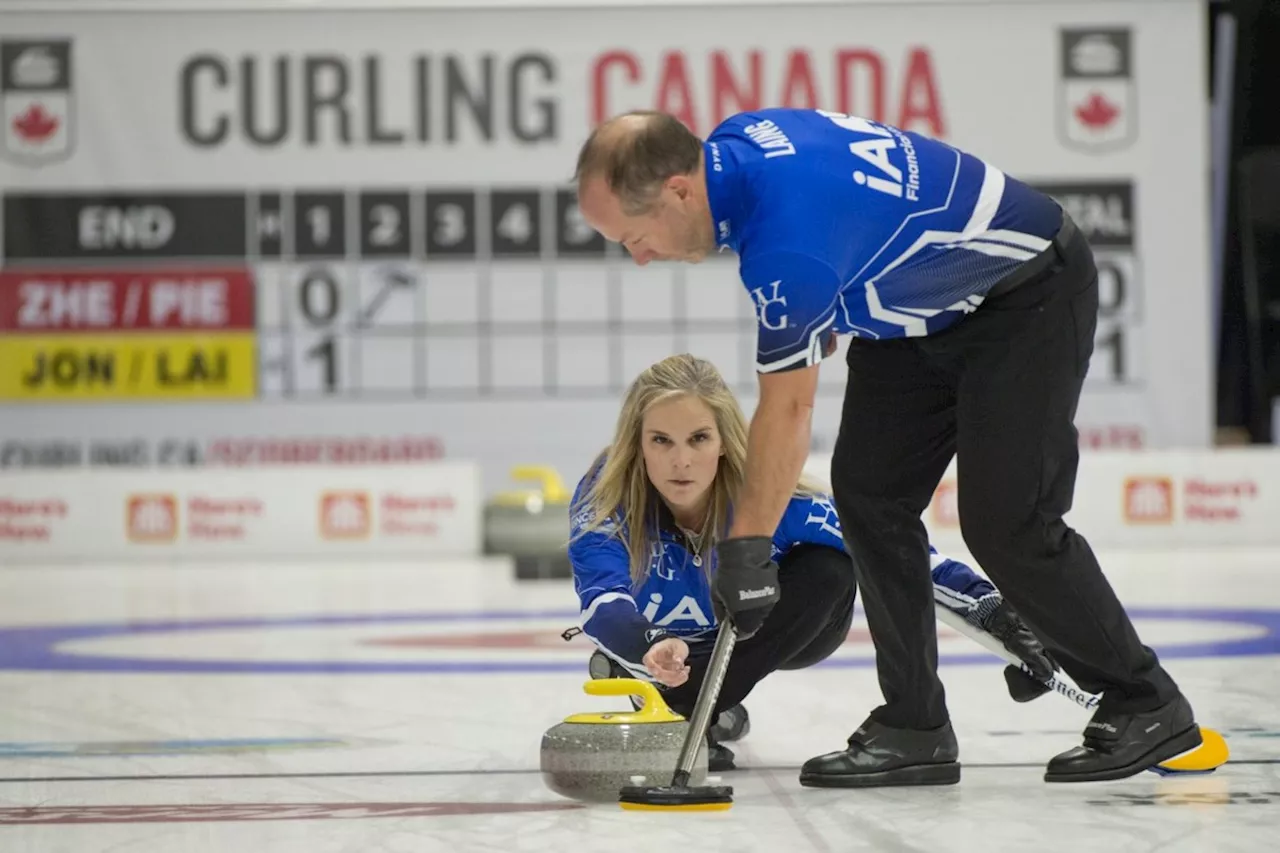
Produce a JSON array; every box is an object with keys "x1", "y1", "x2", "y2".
[
  {"x1": 712, "y1": 536, "x2": 781, "y2": 639},
  {"x1": 964, "y1": 592, "x2": 1057, "y2": 690}
]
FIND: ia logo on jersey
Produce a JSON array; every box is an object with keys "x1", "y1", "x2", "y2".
[
  {"x1": 751, "y1": 280, "x2": 789, "y2": 331},
  {"x1": 818, "y1": 110, "x2": 922, "y2": 202},
  {"x1": 642, "y1": 592, "x2": 712, "y2": 627}
]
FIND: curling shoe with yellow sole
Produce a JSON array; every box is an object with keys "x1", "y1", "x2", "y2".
[
  {"x1": 1045, "y1": 693, "x2": 1202, "y2": 782},
  {"x1": 799, "y1": 718, "x2": 960, "y2": 788}
]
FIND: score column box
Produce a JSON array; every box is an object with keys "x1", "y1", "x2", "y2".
[
  {"x1": 488, "y1": 188, "x2": 546, "y2": 394},
  {"x1": 355, "y1": 190, "x2": 419, "y2": 395},
  {"x1": 551, "y1": 188, "x2": 612, "y2": 391},
  {"x1": 423, "y1": 189, "x2": 481, "y2": 393}
]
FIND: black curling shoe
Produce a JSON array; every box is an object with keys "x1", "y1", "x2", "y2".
[
  {"x1": 707, "y1": 738, "x2": 736, "y2": 772},
  {"x1": 1045, "y1": 694, "x2": 1202, "y2": 782},
  {"x1": 799, "y1": 718, "x2": 961, "y2": 788}
]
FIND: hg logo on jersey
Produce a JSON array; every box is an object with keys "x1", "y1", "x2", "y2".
[
  {"x1": 649, "y1": 541, "x2": 676, "y2": 580},
  {"x1": 751, "y1": 281, "x2": 789, "y2": 331}
]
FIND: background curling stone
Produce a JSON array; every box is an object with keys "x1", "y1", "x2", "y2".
[
  {"x1": 484, "y1": 465, "x2": 573, "y2": 581},
  {"x1": 541, "y1": 678, "x2": 708, "y2": 803}
]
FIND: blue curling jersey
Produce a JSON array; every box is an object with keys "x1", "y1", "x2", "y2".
[
  {"x1": 568, "y1": 465, "x2": 996, "y2": 680},
  {"x1": 703, "y1": 108, "x2": 1065, "y2": 372}
]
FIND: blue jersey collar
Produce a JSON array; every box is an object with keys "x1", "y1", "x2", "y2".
[{"x1": 704, "y1": 140, "x2": 741, "y2": 253}]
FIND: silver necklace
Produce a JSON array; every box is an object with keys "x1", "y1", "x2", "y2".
[{"x1": 679, "y1": 526, "x2": 705, "y2": 566}]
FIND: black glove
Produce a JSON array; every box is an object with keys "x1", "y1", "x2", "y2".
[
  {"x1": 713, "y1": 536, "x2": 780, "y2": 639},
  {"x1": 1003, "y1": 664, "x2": 1053, "y2": 703},
  {"x1": 964, "y1": 593, "x2": 1057, "y2": 683}
]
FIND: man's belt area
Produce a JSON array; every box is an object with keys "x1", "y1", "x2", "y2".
[{"x1": 984, "y1": 211, "x2": 1079, "y2": 301}]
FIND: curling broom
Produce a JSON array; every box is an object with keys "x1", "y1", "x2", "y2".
[
  {"x1": 617, "y1": 619, "x2": 737, "y2": 811},
  {"x1": 935, "y1": 603, "x2": 1229, "y2": 775}
]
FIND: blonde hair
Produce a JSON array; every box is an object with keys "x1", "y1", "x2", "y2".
[{"x1": 572, "y1": 353, "x2": 824, "y2": 587}]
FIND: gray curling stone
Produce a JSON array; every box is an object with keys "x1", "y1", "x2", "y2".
[
  {"x1": 541, "y1": 677, "x2": 709, "y2": 803},
  {"x1": 484, "y1": 465, "x2": 573, "y2": 580}
]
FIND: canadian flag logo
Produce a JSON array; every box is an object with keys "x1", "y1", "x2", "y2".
[
  {"x1": 1123, "y1": 477, "x2": 1174, "y2": 524},
  {"x1": 127, "y1": 494, "x2": 178, "y2": 542},
  {"x1": 1074, "y1": 92, "x2": 1121, "y2": 131},
  {"x1": 1, "y1": 40, "x2": 75, "y2": 165},
  {"x1": 1058, "y1": 29, "x2": 1136, "y2": 153},
  {"x1": 320, "y1": 491, "x2": 371, "y2": 539},
  {"x1": 12, "y1": 103, "x2": 58, "y2": 142}
]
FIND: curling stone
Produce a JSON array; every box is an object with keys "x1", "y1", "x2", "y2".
[
  {"x1": 541, "y1": 678, "x2": 708, "y2": 803},
  {"x1": 484, "y1": 465, "x2": 573, "y2": 580}
]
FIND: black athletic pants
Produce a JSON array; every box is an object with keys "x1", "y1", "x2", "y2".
[
  {"x1": 661, "y1": 544, "x2": 857, "y2": 719},
  {"x1": 830, "y1": 216, "x2": 1181, "y2": 731}
]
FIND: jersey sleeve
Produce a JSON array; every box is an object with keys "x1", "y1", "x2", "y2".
[
  {"x1": 568, "y1": 505, "x2": 671, "y2": 679},
  {"x1": 929, "y1": 546, "x2": 998, "y2": 613},
  {"x1": 772, "y1": 492, "x2": 849, "y2": 558},
  {"x1": 740, "y1": 250, "x2": 842, "y2": 374}
]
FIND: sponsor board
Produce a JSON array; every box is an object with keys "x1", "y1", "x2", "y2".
[
  {"x1": 0, "y1": 462, "x2": 481, "y2": 560},
  {"x1": 805, "y1": 448, "x2": 1280, "y2": 549}
]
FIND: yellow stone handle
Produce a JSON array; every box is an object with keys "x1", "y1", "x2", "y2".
[
  {"x1": 561, "y1": 678, "x2": 685, "y2": 724},
  {"x1": 508, "y1": 465, "x2": 569, "y2": 503}
]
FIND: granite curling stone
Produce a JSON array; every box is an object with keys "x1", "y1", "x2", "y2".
[
  {"x1": 484, "y1": 465, "x2": 573, "y2": 580},
  {"x1": 541, "y1": 678, "x2": 709, "y2": 803}
]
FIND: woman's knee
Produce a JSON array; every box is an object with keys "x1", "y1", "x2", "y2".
[
  {"x1": 779, "y1": 544, "x2": 856, "y2": 596},
  {"x1": 778, "y1": 600, "x2": 855, "y2": 670},
  {"x1": 775, "y1": 545, "x2": 858, "y2": 670}
]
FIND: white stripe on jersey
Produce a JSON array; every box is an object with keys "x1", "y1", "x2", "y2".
[
  {"x1": 894, "y1": 306, "x2": 943, "y2": 318},
  {"x1": 961, "y1": 163, "x2": 1004, "y2": 234},
  {"x1": 850, "y1": 164, "x2": 1051, "y2": 336},
  {"x1": 934, "y1": 583, "x2": 981, "y2": 612},
  {"x1": 865, "y1": 279, "x2": 929, "y2": 335},
  {"x1": 867, "y1": 163, "x2": 1007, "y2": 287},
  {"x1": 979, "y1": 229, "x2": 1052, "y2": 252},
  {"x1": 949, "y1": 240, "x2": 1037, "y2": 262}
]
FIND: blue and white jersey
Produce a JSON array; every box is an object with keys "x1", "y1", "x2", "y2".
[
  {"x1": 568, "y1": 465, "x2": 996, "y2": 680},
  {"x1": 703, "y1": 107, "x2": 1065, "y2": 372}
]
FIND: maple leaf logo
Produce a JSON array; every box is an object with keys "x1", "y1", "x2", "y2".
[
  {"x1": 12, "y1": 104, "x2": 59, "y2": 142},
  {"x1": 1075, "y1": 92, "x2": 1119, "y2": 130}
]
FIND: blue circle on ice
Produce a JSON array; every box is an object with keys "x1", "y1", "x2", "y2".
[{"x1": 0, "y1": 606, "x2": 1275, "y2": 674}]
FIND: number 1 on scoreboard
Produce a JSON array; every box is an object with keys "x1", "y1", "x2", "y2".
[{"x1": 290, "y1": 266, "x2": 348, "y2": 396}]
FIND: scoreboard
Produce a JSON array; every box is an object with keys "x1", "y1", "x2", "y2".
[
  {"x1": 0, "y1": 181, "x2": 1141, "y2": 405},
  {"x1": 0, "y1": 187, "x2": 765, "y2": 403}
]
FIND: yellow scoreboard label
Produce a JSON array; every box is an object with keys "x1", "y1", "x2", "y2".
[{"x1": 0, "y1": 333, "x2": 257, "y2": 400}]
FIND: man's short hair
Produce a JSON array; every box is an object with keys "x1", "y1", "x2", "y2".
[{"x1": 574, "y1": 111, "x2": 702, "y2": 215}]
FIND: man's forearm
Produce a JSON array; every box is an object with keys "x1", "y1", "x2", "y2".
[{"x1": 728, "y1": 397, "x2": 813, "y2": 539}]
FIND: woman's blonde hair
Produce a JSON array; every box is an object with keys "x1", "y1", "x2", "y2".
[{"x1": 572, "y1": 353, "x2": 824, "y2": 587}]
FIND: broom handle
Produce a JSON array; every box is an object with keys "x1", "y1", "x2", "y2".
[
  {"x1": 934, "y1": 603, "x2": 1101, "y2": 711},
  {"x1": 671, "y1": 619, "x2": 737, "y2": 787}
]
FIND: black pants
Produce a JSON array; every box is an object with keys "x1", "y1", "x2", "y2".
[
  {"x1": 661, "y1": 544, "x2": 857, "y2": 719},
  {"x1": 831, "y1": 219, "x2": 1181, "y2": 730}
]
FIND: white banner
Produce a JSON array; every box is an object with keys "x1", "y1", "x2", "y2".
[
  {"x1": 805, "y1": 448, "x2": 1280, "y2": 550},
  {"x1": 0, "y1": 462, "x2": 482, "y2": 561},
  {"x1": 0, "y1": 0, "x2": 1210, "y2": 497}
]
